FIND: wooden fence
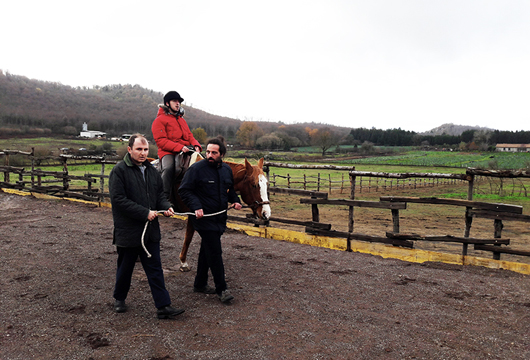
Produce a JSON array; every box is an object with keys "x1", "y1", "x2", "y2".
[
  {"x1": 3, "y1": 151, "x2": 530, "y2": 263},
  {"x1": 263, "y1": 162, "x2": 530, "y2": 262},
  {"x1": 1, "y1": 149, "x2": 116, "y2": 201},
  {"x1": 266, "y1": 162, "x2": 470, "y2": 194}
]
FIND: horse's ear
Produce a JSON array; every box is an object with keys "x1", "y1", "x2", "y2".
[
  {"x1": 257, "y1": 158, "x2": 264, "y2": 169},
  {"x1": 244, "y1": 158, "x2": 254, "y2": 175}
]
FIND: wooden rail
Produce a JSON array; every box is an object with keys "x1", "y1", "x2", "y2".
[
  {"x1": 0, "y1": 149, "x2": 116, "y2": 201},
  {"x1": 380, "y1": 196, "x2": 522, "y2": 213},
  {"x1": 380, "y1": 196, "x2": 528, "y2": 260},
  {"x1": 4, "y1": 153, "x2": 530, "y2": 263}
]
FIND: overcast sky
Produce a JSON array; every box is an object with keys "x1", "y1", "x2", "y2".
[{"x1": 2, "y1": 0, "x2": 529, "y2": 133}]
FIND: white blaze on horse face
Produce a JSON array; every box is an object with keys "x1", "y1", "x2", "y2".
[{"x1": 258, "y1": 174, "x2": 271, "y2": 219}]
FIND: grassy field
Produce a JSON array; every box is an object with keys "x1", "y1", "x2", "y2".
[
  {"x1": 330, "y1": 150, "x2": 530, "y2": 170},
  {"x1": 3, "y1": 138, "x2": 530, "y2": 203},
  {"x1": 0, "y1": 137, "x2": 126, "y2": 152}
]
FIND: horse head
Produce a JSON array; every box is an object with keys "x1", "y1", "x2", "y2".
[{"x1": 231, "y1": 158, "x2": 271, "y2": 220}]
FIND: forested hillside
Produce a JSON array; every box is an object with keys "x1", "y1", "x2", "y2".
[
  {"x1": 2, "y1": 70, "x2": 529, "y2": 151},
  {"x1": 0, "y1": 71, "x2": 357, "y2": 151},
  {"x1": 0, "y1": 70, "x2": 244, "y2": 139}
]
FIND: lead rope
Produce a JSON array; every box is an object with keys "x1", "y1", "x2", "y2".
[{"x1": 140, "y1": 208, "x2": 232, "y2": 258}]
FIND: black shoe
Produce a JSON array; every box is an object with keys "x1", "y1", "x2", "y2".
[
  {"x1": 114, "y1": 300, "x2": 127, "y2": 313},
  {"x1": 218, "y1": 290, "x2": 234, "y2": 303},
  {"x1": 194, "y1": 285, "x2": 216, "y2": 294},
  {"x1": 157, "y1": 305, "x2": 185, "y2": 319}
]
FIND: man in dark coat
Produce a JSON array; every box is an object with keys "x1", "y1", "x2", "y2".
[
  {"x1": 109, "y1": 134, "x2": 184, "y2": 318},
  {"x1": 178, "y1": 137, "x2": 242, "y2": 303}
]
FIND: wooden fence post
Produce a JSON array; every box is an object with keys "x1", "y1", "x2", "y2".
[
  {"x1": 392, "y1": 209, "x2": 400, "y2": 233},
  {"x1": 463, "y1": 174, "x2": 475, "y2": 256},
  {"x1": 62, "y1": 157, "x2": 69, "y2": 190},
  {"x1": 311, "y1": 195, "x2": 319, "y2": 223},
  {"x1": 493, "y1": 219, "x2": 503, "y2": 260},
  {"x1": 30, "y1": 148, "x2": 35, "y2": 188},
  {"x1": 349, "y1": 173, "x2": 355, "y2": 233},
  {"x1": 467, "y1": 174, "x2": 475, "y2": 201},
  {"x1": 3, "y1": 152, "x2": 9, "y2": 183},
  {"x1": 100, "y1": 161, "x2": 105, "y2": 201}
]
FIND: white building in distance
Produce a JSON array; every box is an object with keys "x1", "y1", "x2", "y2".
[
  {"x1": 79, "y1": 122, "x2": 106, "y2": 139},
  {"x1": 495, "y1": 144, "x2": 530, "y2": 152}
]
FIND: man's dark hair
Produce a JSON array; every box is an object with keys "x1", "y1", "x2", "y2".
[
  {"x1": 207, "y1": 137, "x2": 227, "y2": 156},
  {"x1": 128, "y1": 133, "x2": 148, "y2": 148}
]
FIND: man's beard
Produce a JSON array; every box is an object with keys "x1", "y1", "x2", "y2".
[{"x1": 207, "y1": 157, "x2": 222, "y2": 167}]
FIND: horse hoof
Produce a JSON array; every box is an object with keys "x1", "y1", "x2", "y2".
[{"x1": 179, "y1": 264, "x2": 191, "y2": 272}]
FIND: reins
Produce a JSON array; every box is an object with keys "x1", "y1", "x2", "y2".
[{"x1": 140, "y1": 206, "x2": 235, "y2": 258}]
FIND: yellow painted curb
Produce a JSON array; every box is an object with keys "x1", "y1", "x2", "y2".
[
  {"x1": 227, "y1": 222, "x2": 530, "y2": 275},
  {"x1": 1, "y1": 188, "x2": 109, "y2": 207},
  {"x1": 3, "y1": 187, "x2": 530, "y2": 275},
  {"x1": 2, "y1": 188, "x2": 32, "y2": 196}
]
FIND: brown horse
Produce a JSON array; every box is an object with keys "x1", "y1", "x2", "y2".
[{"x1": 174, "y1": 157, "x2": 271, "y2": 271}]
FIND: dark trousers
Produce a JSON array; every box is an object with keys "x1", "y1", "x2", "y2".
[
  {"x1": 194, "y1": 230, "x2": 227, "y2": 295},
  {"x1": 161, "y1": 154, "x2": 190, "y2": 201},
  {"x1": 113, "y1": 241, "x2": 171, "y2": 309}
]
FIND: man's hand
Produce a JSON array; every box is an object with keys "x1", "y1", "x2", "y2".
[
  {"x1": 194, "y1": 146, "x2": 201, "y2": 153},
  {"x1": 163, "y1": 207, "x2": 175, "y2": 217},
  {"x1": 147, "y1": 210, "x2": 158, "y2": 221},
  {"x1": 195, "y1": 209, "x2": 204, "y2": 219},
  {"x1": 232, "y1": 203, "x2": 242, "y2": 211},
  {"x1": 181, "y1": 146, "x2": 190, "y2": 153}
]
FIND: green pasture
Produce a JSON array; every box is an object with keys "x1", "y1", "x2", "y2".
[
  {"x1": 3, "y1": 137, "x2": 529, "y2": 170},
  {"x1": 0, "y1": 137, "x2": 126, "y2": 153},
  {"x1": 330, "y1": 150, "x2": 530, "y2": 170},
  {"x1": 3, "y1": 137, "x2": 530, "y2": 205}
]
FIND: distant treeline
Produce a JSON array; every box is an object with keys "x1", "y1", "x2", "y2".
[{"x1": 347, "y1": 128, "x2": 530, "y2": 148}]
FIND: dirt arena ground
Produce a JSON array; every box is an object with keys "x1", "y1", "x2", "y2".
[{"x1": 2, "y1": 190, "x2": 530, "y2": 359}]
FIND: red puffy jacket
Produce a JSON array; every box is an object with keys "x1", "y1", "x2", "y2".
[{"x1": 151, "y1": 105, "x2": 202, "y2": 159}]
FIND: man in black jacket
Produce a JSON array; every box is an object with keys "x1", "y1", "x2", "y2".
[
  {"x1": 178, "y1": 137, "x2": 242, "y2": 303},
  {"x1": 109, "y1": 134, "x2": 184, "y2": 318}
]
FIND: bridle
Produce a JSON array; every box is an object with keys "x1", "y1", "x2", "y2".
[
  {"x1": 243, "y1": 200, "x2": 270, "y2": 211},
  {"x1": 233, "y1": 165, "x2": 270, "y2": 213}
]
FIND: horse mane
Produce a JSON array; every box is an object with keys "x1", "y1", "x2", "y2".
[{"x1": 225, "y1": 159, "x2": 264, "y2": 188}]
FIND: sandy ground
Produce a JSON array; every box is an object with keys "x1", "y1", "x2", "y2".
[{"x1": 2, "y1": 190, "x2": 530, "y2": 359}]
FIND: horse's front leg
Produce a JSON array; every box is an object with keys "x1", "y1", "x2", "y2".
[{"x1": 179, "y1": 216, "x2": 195, "y2": 272}]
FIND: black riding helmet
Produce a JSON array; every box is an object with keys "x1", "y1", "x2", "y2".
[{"x1": 164, "y1": 91, "x2": 184, "y2": 106}]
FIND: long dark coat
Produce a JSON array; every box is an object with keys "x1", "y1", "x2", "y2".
[{"x1": 109, "y1": 153, "x2": 171, "y2": 247}]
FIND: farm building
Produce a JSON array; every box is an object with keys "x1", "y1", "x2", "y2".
[
  {"x1": 79, "y1": 122, "x2": 106, "y2": 139},
  {"x1": 495, "y1": 144, "x2": 530, "y2": 152}
]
